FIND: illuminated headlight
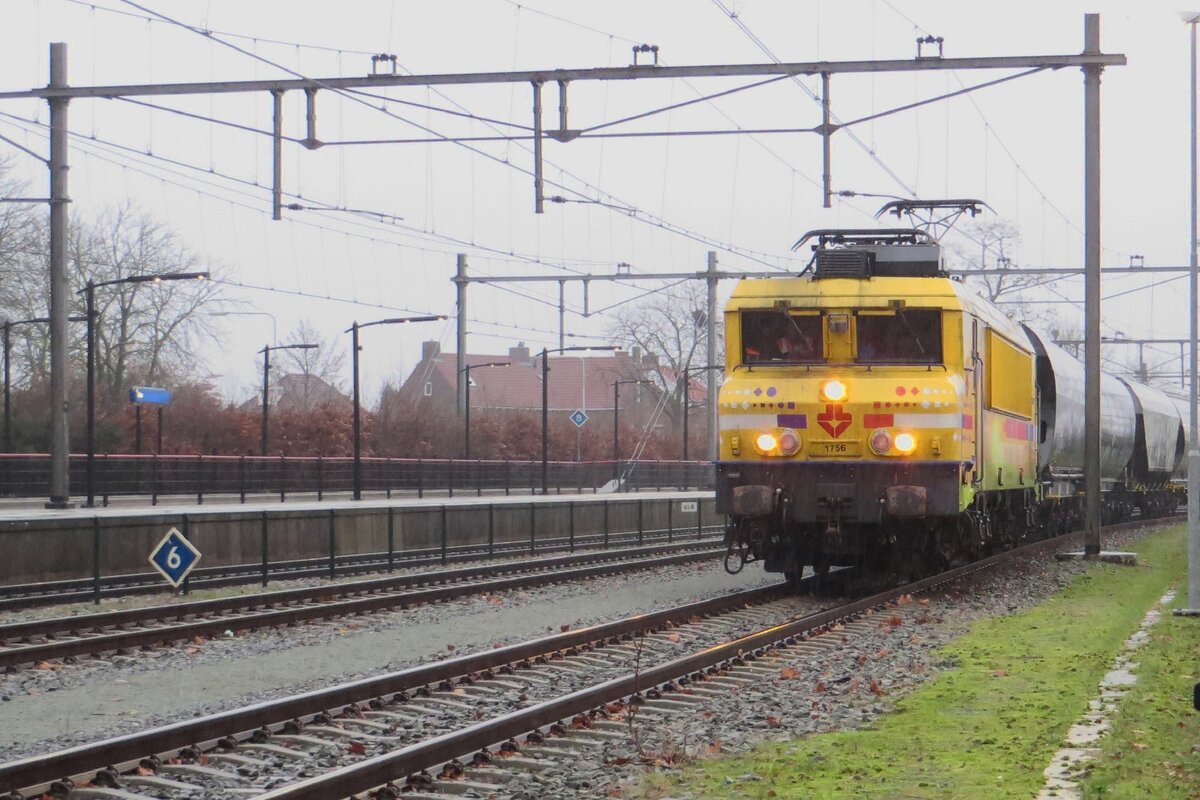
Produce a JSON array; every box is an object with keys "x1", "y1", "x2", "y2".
[
  {"x1": 820, "y1": 379, "x2": 848, "y2": 403},
  {"x1": 869, "y1": 429, "x2": 892, "y2": 455},
  {"x1": 894, "y1": 432, "x2": 918, "y2": 455},
  {"x1": 754, "y1": 432, "x2": 779, "y2": 455}
]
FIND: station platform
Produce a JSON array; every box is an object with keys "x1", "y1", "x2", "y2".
[{"x1": 0, "y1": 489, "x2": 719, "y2": 588}]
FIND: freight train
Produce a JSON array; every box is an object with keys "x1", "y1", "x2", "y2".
[{"x1": 714, "y1": 226, "x2": 1185, "y2": 582}]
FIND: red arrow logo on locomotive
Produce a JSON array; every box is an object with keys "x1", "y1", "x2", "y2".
[{"x1": 817, "y1": 404, "x2": 852, "y2": 438}]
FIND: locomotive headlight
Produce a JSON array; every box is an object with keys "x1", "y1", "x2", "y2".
[
  {"x1": 894, "y1": 432, "x2": 918, "y2": 455},
  {"x1": 754, "y1": 432, "x2": 779, "y2": 454},
  {"x1": 820, "y1": 379, "x2": 848, "y2": 403},
  {"x1": 869, "y1": 429, "x2": 892, "y2": 455},
  {"x1": 778, "y1": 428, "x2": 801, "y2": 455}
]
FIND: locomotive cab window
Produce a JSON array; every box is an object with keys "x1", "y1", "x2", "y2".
[
  {"x1": 742, "y1": 311, "x2": 824, "y2": 364},
  {"x1": 856, "y1": 309, "x2": 942, "y2": 365}
]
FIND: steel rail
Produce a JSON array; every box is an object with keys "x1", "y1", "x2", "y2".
[
  {"x1": 0, "y1": 543, "x2": 725, "y2": 670},
  {"x1": 0, "y1": 582, "x2": 790, "y2": 795},
  {"x1": 255, "y1": 514, "x2": 1177, "y2": 800}
]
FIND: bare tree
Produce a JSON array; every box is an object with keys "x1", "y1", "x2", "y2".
[
  {"x1": 0, "y1": 200, "x2": 221, "y2": 400},
  {"x1": 76, "y1": 205, "x2": 222, "y2": 399},
  {"x1": 606, "y1": 281, "x2": 722, "y2": 429},
  {"x1": 275, "y1": 319, "x2": 347, "y2": 412},
  {"x1": 948, "y1": 218, "x2": 1058, "y2": 329}
]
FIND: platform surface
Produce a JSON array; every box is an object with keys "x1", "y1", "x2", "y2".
[{"x1": 0, "y1": 489, "x2": 714, "y2": 523}]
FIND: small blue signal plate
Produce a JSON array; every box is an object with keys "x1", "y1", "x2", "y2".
[
  {"x1": 148, "y1": 527, "x2": 202, "y2": 588},
  {"x1": 130, "y1": 386, "x2": 173, "y2": 406}
]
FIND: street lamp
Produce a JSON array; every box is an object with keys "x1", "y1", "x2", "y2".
[
  {"x1": 461, "y1": 361, "x2": 510, "y2": 459},
  {"x1": 612, "y1": 379, "x2": 651, "y2": 483},
  {"x1": 540, "y1": 345, "x2": 619, "y2": 494},
  {"x1": 259, "y1": 342, "x2": 318, "y2": 456},
  {"x1": 79, "y1": 271, "x2": 208, "y2": 507},
  {"x1": 678, "y1": 364, "x2": 724, "y2": 461},
  {"x1": 348, "y1": 315, "x2": 445, "y2": 500},
  {"x1": 2, "y1": 315, "x2": 86, "y2": 453}
]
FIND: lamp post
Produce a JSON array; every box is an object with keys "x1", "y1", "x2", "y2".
[
  {"x1": 79, "y1": 271, "x2": 208, "y2": 507},
  {"x1": 259, "y1": 342, "x2": 318, "y2": 456},
  {"x1": 540, "y1": 345, "x2": 619, "y2": 494},
  {"x1": 2, "y1": 315, "x2": 85, "y2": 454},
  {"x1": 612, "y1": 379, "x2": 651, "y2": 483},
  {"x1": 678, "y1": 364, "x2": 724, "y2": 461},
  {"x1": 461, "y1": 361, "x2": 510, "y2": 459},
  {"x1": 348, "y1": 315, "x2": 445, "y2": 500}
]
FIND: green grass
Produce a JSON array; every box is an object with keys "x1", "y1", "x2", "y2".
[
  {"x1": 1079, "y1": 574, "x2": 1200, "y2": 799},
  {"x1": 642, "y1": 526, "x2": 1189, "y2": 800}
]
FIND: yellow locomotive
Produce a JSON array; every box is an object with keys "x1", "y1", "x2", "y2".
[{"x1": 715, "y1": 227, "x2": 1129, "y2": 581}]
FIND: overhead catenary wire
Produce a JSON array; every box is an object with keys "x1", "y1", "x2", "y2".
[
  {"x1": 0, "y1": 110, "x2": 721, "y2": 340},
  {"x1": 111, "y1": 0, "x2": 798, "y2": 272}
]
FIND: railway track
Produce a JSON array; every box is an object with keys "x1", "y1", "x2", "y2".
[
  {"x1": 0, "y1": 540, "x2": 724, "y2": 672},
  {"x1": 250, "y1": 516, "x2": 1173, "y2": 800},
  {"x1": 0, "y1": 581, "x2": 816, "y2": 798},
  {"x1": 0, "y1": 525, "x2": 722, "y2": 612},
  {"x1": 0, "y1": 514, "x2": 1174, "y2": 799}
]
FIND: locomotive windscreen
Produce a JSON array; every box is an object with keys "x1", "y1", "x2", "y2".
[
  {"x1": 856, "y1": 309, "x2": 942, "y2": 364},
  {"x1": 742, "y1": 311, "x2": 824, "y2": 364}
]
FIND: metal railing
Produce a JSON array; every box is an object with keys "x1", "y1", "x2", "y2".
[{"x1": 0, "y1": 454, "x2": 715, "y2": 504}]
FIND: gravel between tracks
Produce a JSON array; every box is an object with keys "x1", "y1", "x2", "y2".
[
  {"x1": 545, "y1": 526, "x2": 1162, "y2": 800},
  {"x1": 0, "y1": 556, "x2": 778, "y2": 761}
]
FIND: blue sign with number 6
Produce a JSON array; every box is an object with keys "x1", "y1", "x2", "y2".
[{"x1": 148, "y1": 527, "x2": 202, "y2": 588}]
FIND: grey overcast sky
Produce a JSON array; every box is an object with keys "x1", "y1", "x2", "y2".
[{"x1": 0, "y1": 0, "x2": 1193, "y2": 400}]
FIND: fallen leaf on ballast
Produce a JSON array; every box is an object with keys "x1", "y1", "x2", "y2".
[
  {"x1": 766, "y1": 715, "x2": 782, "y2": 728},
  {"x1": 666, "y1": 632, "x2": 682, "y2": 643},
  {"x1": 779, "y1": 666, "x2": 801, "y2": 680},
  {"x1": 347, "y1": 741, "x2": 367, "y2": 755},
  {"x1": 869, "y1": 679, "x2": 885, "y2": 696}
]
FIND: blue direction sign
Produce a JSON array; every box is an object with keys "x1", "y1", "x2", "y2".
[
  {"x1": 569, "y1": 409, "x2": 589, "y2": 428},
  {"x1": 130, "y1": 386, "x2": 173, "y2": 406},
  {"x1": 148, "y1": 527, "x2": 202, "y2": 588}
]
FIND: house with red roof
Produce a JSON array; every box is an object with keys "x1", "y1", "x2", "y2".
[{"x1": 399, "y1": 341, "x2": 698, "y2": 431}]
